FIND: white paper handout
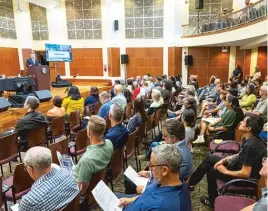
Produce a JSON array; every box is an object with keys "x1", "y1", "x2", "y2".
[
  {"x1": 124, "y1": 166, "x2": 149, "y2": 187},
  {"x1": 57, "y1": 151, "x2": 74, "y2": 171},
  {"x1": 201, "y1": 117, "x2": 217, "y2": 124},
  {"x1": 10, "y1": 203, "x2": 19, "y2": 211},
  {"x1": 92, "y1": 180, "x2": 122, "y2": 211}
]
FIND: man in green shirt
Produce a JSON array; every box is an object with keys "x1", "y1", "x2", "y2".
[{"x1": 72, "y1": 115, "x2": 113, "y2": 198}]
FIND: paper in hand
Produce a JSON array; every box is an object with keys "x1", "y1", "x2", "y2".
[
  {"x1": 124, "y1": 166, "x2": 149, "y2": 187},
  {"x1": 10, "y1": 204, "x2": 19, "y2": 211}
]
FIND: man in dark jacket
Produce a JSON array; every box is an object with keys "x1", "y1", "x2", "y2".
[{"x1": 16, "y1": 96, "x2": 47, "y2": 144}]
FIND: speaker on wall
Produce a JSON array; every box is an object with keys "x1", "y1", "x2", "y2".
[
  {"x1": 114, "y1": 20, "x2": 119, "y2": 31},
  {"x1": 34, "y1": 90, "x2": 52, "y2": 102},
  {"x1": 0, "y1": 97, "x2": 11, "y2": 112},
  {"x1": 195, "y1": 0, "x2": 204, "y2": 9},
  {"x1": 184, "y1": 55, "x2": 193, "y2": 66},
  {"x1": 121, "y1": 54, "x2": 129, "y2": 64}
]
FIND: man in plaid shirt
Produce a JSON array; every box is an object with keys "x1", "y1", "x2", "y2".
[{"x1": 19, "y1": 147, "x2": 79, "y2": 211}]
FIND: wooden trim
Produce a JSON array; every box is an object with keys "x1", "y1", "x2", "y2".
[{"x1": 181, "y1": 16, "x2": 267, "y2": 38}]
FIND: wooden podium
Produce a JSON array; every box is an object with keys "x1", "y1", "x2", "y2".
[{"x1": 27, "y1": 65, "x2": 51, "y2": 91}]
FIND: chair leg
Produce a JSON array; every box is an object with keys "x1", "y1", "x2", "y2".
[
  {"x1": 110, "y1": 178, "x2": 114, "y2": 192},
  {"x1": 3, "y1": 194, "x2": 8, "y2": 211},
  {"x1": 134, "y1": 147, "x2": 139, "y2": 171},
  {"x1": 75, "y1": 155, "x2": 78, "y2": 164},
  {"x1": 18, "y1": 151, "x2": 22, "y2": 163},
  {"x1": 0, "y1": 165, "x2": 3, "y2": 175},
  {"x1": 9, "y1": 162, "x2": 12, "y2": 173}
]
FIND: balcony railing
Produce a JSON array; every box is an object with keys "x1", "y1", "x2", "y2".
[{"x1": 183, "y1": 0, "x2": 267, "y2": 37}]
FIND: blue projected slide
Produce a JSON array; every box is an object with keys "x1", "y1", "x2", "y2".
[{"x1": 45, "y1": 43, "x2": 72, "y2": 62}]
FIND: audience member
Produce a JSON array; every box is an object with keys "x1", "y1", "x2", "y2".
[
  {"x1": 15, "y1": 96, "x2": 47, "y2": 143},
  {"x1": 126, "y1": 78, "x2": 134, "y2": 93},
  {"x1": 123, "y1": 88, "x2": 132, "y2": 104},
  {"x1": 238, "y1": 79, "x2": 248, "y2": 99},
  {"x1": 72, "y1": 115, "x2": 113, "y2": 200},
  {"x1": 104, "y1": 104, "x2": 128, "y2": 149},
  {"x1": 20, "y1": 147, "x2": 79, "y2": 210},
  {"x1": 85, "y1": 86, "x2": 99, "y2": 106},
  {"x1": 46, "y1": 96, "x2": 65, "y2": 122},
  {"x1": 232, "y1": 64, "x2": 243, "y2": 82},
  {"x1": 62, "y1": 86, "x2": 84, "y2": 115},
  {"x1": 119, "y1": 144, "x2": 191, "y2": 211},
  {"x1": 127, "y1": 98, "x2": 148, "y2": 133},
  {"x1": 98, "y1": 91, "x2": 111, "y2": 120},
  {"x1": 162, "y1": 80, "x2": 173, "y2": 103},
  {"x1": 110, "y1": 80, "x2": 121, "y2": 99},
  {"x1": 181, "y1": 109, "x2": 196, "y2": 151},
  {"x1": 263, "y1": 75, "x2": 268, "y2": 86},
  {"x1": 254, "y1": 79, "x2": 262, "y2": 98},
  {"x1": 245, "y1": 85, "x2": 267, "y2": 122},
  {"x1": 239, "y1": 84, "x2": 257, "y2": 111},
  {"x1": 189, "y1": 115, "x2": 266, "y2": 207},
  {"x1": 194, "y1": 95, "x2": 244, "y2": 144},
  {"x1": 251, "y1": 66, "x2": 261, "y2": 82},
  {"x1": 169, "y1": 96, "x2": 197, "y2": 119},
  {"x1": 154, "y1": 77, "x2": 162, "y2": 87},
  {"x1": 131, "y1": 81, "x2": 140, "y2": 101},
  {"x1": 147, "y1": 89, "x2": 163, "y2": 116},
  {"x1": 111, "y1": 84, "x2": 127, "y2": 108}
]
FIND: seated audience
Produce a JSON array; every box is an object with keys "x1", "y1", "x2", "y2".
[
  {"x1": 111, "y1": 84, "x2": 127, "y2": 109},
  {"x1": 238, "y1": 79, "x2": 248, "y2": 99},
  {"x1": 199, "y1": 76, "x2": 220, "y2": 101},
  {"x1": 259, "y1": 122, "x2": 268, "y2": 140},
  {"x1": 62, "y1": 86, "x2": 84, "y2": 115},
  {"x1": 127, "y1": 98, "x2": 148, "y2": 133},
  {"x1": 245, "y1": 85, "x2": 267, "y2": 122},
  {"x1": 123, "y1": 88, "x2": 132, "y2": 104},
  {"x1": 239, "y1": 84, "x2": 257, "y2": 111},
  {"x1": 15, "y1": 96, "x2": 47, "y2": 142},
  {"x1": 119, "y1": 144, "x2": 191, "y2": 211},
  {"x1": 85, "y1": 86, "x2": 99, "y2": 106},
  {"x1": 110, "y1": 80, "x2": 121, "y2": 99},
  {"x1": 154, "y1": 77, "x2": 162, "y2": 87},
  {"x1": 104, "y1": 104, "x2": 128, "y2": 149},
  {"x1": 232, "y1": 64, "x2": 243, "y2": 83},
  {"x1": 254, "y1": 79, "x2": 262, "y2": 98},
  {"x1": 147, "y1": 89, "x2": 163, "y2": 116},
  {"x1": 46, "y1": 96, "x2": 65, "y2": 122},
  {"x1": 72, "y1": 115, "x2": 113, "y2": 200},
  {"x1": 20, "y1": 146, "x2": 79, "y2": 210},
  {"x1": 98, "y1": 91, "x2": 111, "y2": 120},
  {"x1": 181, "y1": 109, "x2": 196, "y2": 151},
  {"x1": 161, "y1": 80, "x2": 173, "y2": 103},
  {"x1": 143, "y1": 119, "x2": 193, "y2": 180},
  {"x1": 131, "y1": 81, "x2": 140, "y2": 101},
  {"x1": 194, "y1": 95, "x2": 244, "y2": 144},
  {"x1": 189, "y1": 115, "x2": 266, "y2": 208},
  {"x1": 126, "y1": 78, "x2": 134, "y2": 93},
  {"x1": 251, "y1": 66, "x2": 261, "y2": 82},
  {"x1": 169, "y1": 96, "x2": 197, "y2": 119},
  {"x1": 241, "y1": 156, "x2": 267, "y2": 211}
]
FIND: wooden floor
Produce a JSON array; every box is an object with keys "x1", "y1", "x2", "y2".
[{"x1": 0, "y1": 82, "x2": 111, "y2": 133}]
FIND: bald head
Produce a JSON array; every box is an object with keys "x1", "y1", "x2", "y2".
[
  {"x1": 114, "y1": 84, "x2": 123, "y2": 95},
  {"x1": 99, "y1": 91, "x2": 110, "y2": 104}
]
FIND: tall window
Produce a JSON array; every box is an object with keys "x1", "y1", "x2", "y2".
[
  {"x1": 0, "y1": 0, "x2": 16, "y2": 39},
  {"x1": 125, "y1": 0, "x2": 164, "y2": 39},
  {"x1": 65, "y1": 0, "x2": 102, "y2": 40},
  {"x1": 29, "y1": 3, "x2": 49, "y2": 40},
  {"x1": 189, "y1": 0, "x2": 233, "y2": 25}
]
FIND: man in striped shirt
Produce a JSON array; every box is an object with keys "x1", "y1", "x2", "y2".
[{"x1": 20, "y1": 147, "x2": 79, "y2": 211}]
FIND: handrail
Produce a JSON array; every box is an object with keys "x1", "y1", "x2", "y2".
[{"x1": 183, "y1": 0, "x2": 267, "y2": 36}]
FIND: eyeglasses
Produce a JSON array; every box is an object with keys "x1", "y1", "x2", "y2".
[
  {"x1": 148, "y1": 162, "x2": 168, "y2": 169},
  {"x1": 262, "y1": 157, "x2": 267, "y2": 164}
]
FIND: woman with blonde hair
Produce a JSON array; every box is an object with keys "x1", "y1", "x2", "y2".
[{"x1": 147, "y1": 89, "x2": 163, "y2": 116}]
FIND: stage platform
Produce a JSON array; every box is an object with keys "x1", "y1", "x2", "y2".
[{"x1": 0, "y1": 81, "x2": 111, "y2": 133}]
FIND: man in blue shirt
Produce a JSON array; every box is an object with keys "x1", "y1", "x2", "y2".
[
  {"x1": 98, "y1": 91, "x2": 111, "y2": 120},
  {"x1": 104, "y1": 103, "x2": 128, "y2": 149},
  {"x1": 119, "y1": 144, "x2": 191, "y2": 211}
]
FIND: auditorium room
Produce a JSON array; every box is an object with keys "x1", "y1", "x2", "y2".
[{"x1": 0, "y1": 0, "x2": 267, "y2": 210}]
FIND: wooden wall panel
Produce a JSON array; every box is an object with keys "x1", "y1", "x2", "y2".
[
  {"x1": 70, "y1": 48, "x2": 103, "y2": 76},
  {"x1": 168, "y1": 47, "x2": 182, "y2": 77},
  {"x1": 108, "y1": 48, "x2": 120, "y2": 77},
  {"x1": 0, "y1": 48, "x2": 20, "y2": 76},
  {"x1": 257, "y1": 46, "x2": 267, "y2": 81},
  {"x1": 235, "y1": 47, "x2": 251, "y2": 77},
  {"x1": 188, "y1": 47, "x2": 229, "y2": 87},
  {"x1": 126, "y1": 47, "x2": 163, "y2": 78}
]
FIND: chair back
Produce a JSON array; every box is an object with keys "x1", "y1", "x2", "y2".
[
  {"x1": 49, "y1": 136, "x2": 70, "y2": 165},
  {"x1": 154, "y1": 107, "x2": 161, "y2": 126},
  {"x1": 125, "y1": 127, "x2": 139, "y2": 159},
  {"x1": 61, "y1": 194, "x2": 80, "y2": 211},
  {"x1": 75, "y1": 129, "x2": 89, "y2": 151},
  {"x1": 0, "y1": 175, "x2": 3, "y2": 208},
  {"x1": 13, "y1": 163, "x2": 34, "y2": 195},
  {"x1": 108, "y1": 147, "x2": 125, "y2": 179},
  {"x1": 27, "y1": 124, "x2": 47, "y2": 148},
  {"x1": 84, "y1": 105, "x2": 93, "y2": 117},
  {"x1": 88, "y1": 168, "x2": 107, "y2": 205},
  {"x1": 125, "y1": 102, "x2": 133, "y2": 119},
  {"x1": 146, "y1": 113, "x2": 155, "y2": 132},
  {"x1": 0, "y1": 132, "x2": 18, "y2": 162},
  {"x1": 137, "y1": 121, "x2": 147, "y2": 143},
  {"x1": 51, "y1": 116, "x2": 65, "y2": 138},
  {"x1": 106, "y1": 118, "x2": 111, "y2": 130},
  {"x1": 69, "y1": 110, "x2": 81, "y2": 130},
  {"x1": 94, "y1": 102, "x2": 101, "y2": 114}
]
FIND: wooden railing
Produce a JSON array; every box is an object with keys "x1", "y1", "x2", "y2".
[{"x1": 183, "y1": 0, "x2": 267, "y2": 36}]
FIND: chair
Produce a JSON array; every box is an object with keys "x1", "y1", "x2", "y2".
[
  {"x1": 60, "y1": 193, "x2": 80, "y2": 211},
  {"x1": 125, "y1": 102, "x2": 133, "y2": 120},
  {"x1": 3, "y1": 163, "x2": 34, "y2": 204},
  {"x1": 153, "y1": 108, "x2": 162, "y2": 135},
  {"x1": 124, "y1": 127, "x2": 139, "y2": 170},
  {"x1": 50, "y1": 116, "x2": 66, "y2": 142},
  {"x1": 146, "y1": 113, "x2": 155, "y2": 146},
  {"x1": 0, "y1": 132, "x2": 21, "y2": 175},
  {"x1": 50, "y1": 136, "x2": 70, "y2": 165},
  {"x1": 83, "y1": 105, "x2": 94, "y2": 117},
  {"x1": 27, "y1": 124, "x2": 48, "y2": 148},
  {"x1": 0, "y1": 175, "x2": 7, "y2": 211},
  {"x1": 69, "y1": 110, "x2": 81, "y2": 139},
  {"x1": 69, "y1": 129, "x2": 89, "y2": 163},
  {"x1": 93, "y1": 102, "x2": 101, "y2": 114},
  {"x1": 106, "y1": 147, "x2": 125, "y2": 191},
  {"x1": 215, "y1": 195, "x2": 255, "y2": 211}
]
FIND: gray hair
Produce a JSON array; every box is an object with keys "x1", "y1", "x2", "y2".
[
  {"x1": 153, "y1": 144, "x2": 182, "y2": 173},
  {"x1": 133, "y1": 81, "x2": 138, "y2": 88},
  {"x1": 110, "y1": 103, "x2": 124, "y2": 122},
  {"x1": 24, "y1": 146, "x2": 52, "y2": 170},
  {"x1": 99, "y1": 91, "x2": 110, "y2": 100},
  {"x1": 25, "y1": 96, "x2": 40, "y2": 110},
  {"x1": 186, "y1": 85, "x2": 196, "y2": 96},
  {"x1": 261, "y1": 85, "x2": 268, "y2": 94},
  {"x1": 114, "y1": 84, "x2": 123, "y2": 94},
  {"x1": 152, "y1": 89, "x2": 162, "y2": 101}
]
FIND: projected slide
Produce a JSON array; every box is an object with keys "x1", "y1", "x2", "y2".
[{"x1": 45, "y1": 43, "x2": 72, "y2": 62}]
